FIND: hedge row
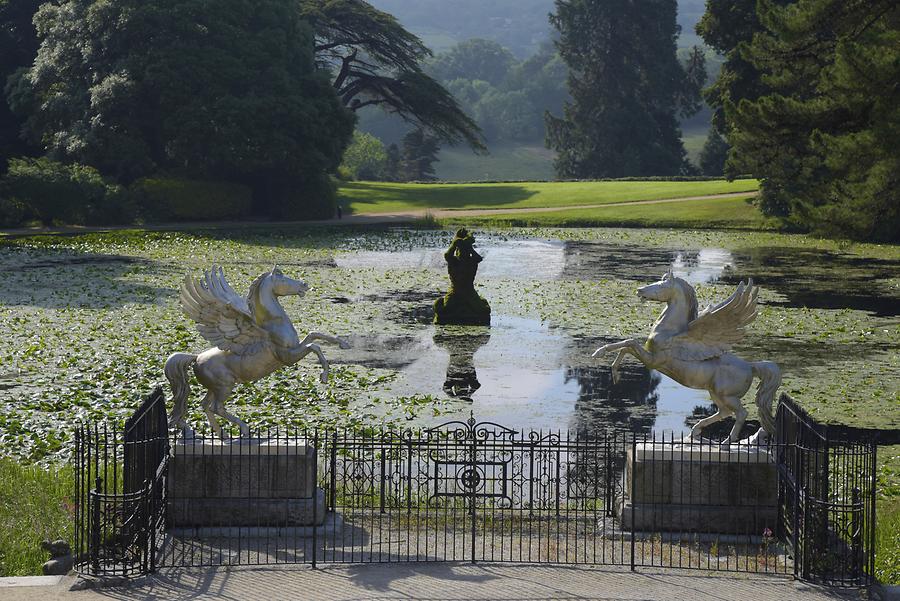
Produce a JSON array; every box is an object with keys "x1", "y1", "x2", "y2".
[{"x1": 0, "y1": 158, "x2": 254, "y2": 227}]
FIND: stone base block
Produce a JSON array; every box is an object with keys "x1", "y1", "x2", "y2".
[
  {"x1": 617, "y1": 440, "x2": 777, "y2": 534},
  {"x1": 168, "y1": 488, "x2": 325, "y2": 528},
  {"x1": 618, "y1": 500, "x2": 777, "y2": 534},
  {"x1": 168, "y1": 437, "x2": 322, "y2": 528},
  {"x1": 169, "y1": 437, "x2": 316, "y2": 499}
]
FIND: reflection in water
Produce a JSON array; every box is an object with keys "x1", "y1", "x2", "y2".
[
  {"x1": 433, "y1": 331, "x2": 490, "y2": 400},
  {"x1": 562, "y1": 242, "x2": 734, "y2": 284},
  {"x1": 566, "y1": 365, "x2": 660, "y2": 434},
  {"x1": 671, "y1": 248, "x2": 734, "y2": 284}
]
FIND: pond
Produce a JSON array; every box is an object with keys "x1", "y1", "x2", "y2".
[
  {"x1": 0, "y1": 226, "x2": 897, "y2": 461},
  {"x1": 332, "y1": 233, "x2": 898, "y2": 436}
]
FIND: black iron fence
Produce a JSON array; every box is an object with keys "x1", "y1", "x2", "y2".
[
  {"x1": 775, "y1": 393, "x2": 877, "y2": 586},
  {"x1": 73, "y1": 387, "x2": 169, "y2": 576},
  {"x1": 74, "y1": 393, "x2": 877, "y2": 587}
]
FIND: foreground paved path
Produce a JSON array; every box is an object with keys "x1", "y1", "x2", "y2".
[
  {"x1": 0, "y1": 192, "x2": 757, "y2": 237},
  {"x1": 0, "y1": 564, "x2": 864, "y2": 601}
]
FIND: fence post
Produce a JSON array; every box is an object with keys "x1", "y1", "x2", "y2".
[
  {"x1": 312, "y1": 429, "x2": 319, "y2": 570},
  {"x1": 329, "y1": 430, "x2": 338, "y2": 513},
  {"x1": 851, "y1": 487, "x2": 861, "y2": 581},
  {"x1": 630, "y1": 432, "x2": 636, "y2": 572},
  {"x1": 91, "y1": 476, "x2": 102, "y2": 573}
]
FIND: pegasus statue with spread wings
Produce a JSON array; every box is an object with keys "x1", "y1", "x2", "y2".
[
  {"x1": 165, "y1": 265, "x2": 350, "y2": 437},
  {"x1": 592, "y1": 271, "x2": 781, "y2": 443}
]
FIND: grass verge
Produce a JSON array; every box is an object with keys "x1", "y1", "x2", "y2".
[
  {"x1": 0, "y1": 459, "x2": 74, "y2": 576},
  {"x1": 339, "y1": 179, "x2": 759, "y2": 214},
  {"x1": 445, "y1": 195, "x2": 777, "y2": 230},
  {"x1": 876, "y1": 445, "x2": 900, "y2": 585}
]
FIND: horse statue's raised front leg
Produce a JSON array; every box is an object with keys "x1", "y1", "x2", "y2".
[{"x1": 592, "y1": 339, "x2": 654, "y2": 384}]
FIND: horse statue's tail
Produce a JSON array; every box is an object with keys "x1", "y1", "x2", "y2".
[
  {"x1": 165, "y1": 352, "x2": 197, "y2": 428},
  {"x1": 752, "y1": 361, "x2": 781, "y2": 435}
]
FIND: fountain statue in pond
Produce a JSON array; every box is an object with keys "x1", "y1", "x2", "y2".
[
  {"x1": 592, "y1": 271, "x2": 781, "y2": 444},
  {"x1": 433, "y1": 228, "x2": 491, "y2": 325},
  {"x1": 165, "y1": 265, "x2": 349, "y2": 438}
]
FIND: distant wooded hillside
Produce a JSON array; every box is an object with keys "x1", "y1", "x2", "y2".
[{"x1": 367, "y1": 0, "x2": 708, "y2": 55}]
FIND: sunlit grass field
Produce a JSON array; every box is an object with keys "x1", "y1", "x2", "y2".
[
  {"x1": 450, "y1": 194, "x2": 774, "y2": 230},
  {"x1": 339, "y1": 179, "x2": 759, "y2": 214}
]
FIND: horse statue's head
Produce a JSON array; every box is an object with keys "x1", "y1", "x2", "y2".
[
  {"x1": 267, "y1": 265, "x2": 309, "y2": 297},
  {"x1": 246, "y1": 265, "x2": 309, "y2": 325},
  {"x1": 638, "y1": 270, "x2": 699, "y2": 322}
]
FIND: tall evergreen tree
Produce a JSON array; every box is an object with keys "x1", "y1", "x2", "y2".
[
  {"x1": 545, "y1": 0, "x2": 705, "y2": 178},
  {"x1": 729, "y1": 0, "x2": 899, "y2": 240},
  {"x1": 400, "y1": 129, "x2": 439, "y2": 181}
]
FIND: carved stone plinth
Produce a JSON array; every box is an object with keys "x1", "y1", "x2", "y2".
[
  {"x1": 167, "y1": 438, "x2": 324, "y2": 528},
  {"x1": 617, "y1": 440, "x2": 777, "y2": 534}
]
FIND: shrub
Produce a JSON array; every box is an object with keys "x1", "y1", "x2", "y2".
[
  {"x1": 0, "y1": 158, "x2": 129, "y2": 226},
  {"x1": 131, "y1": 178, "x2": 253, "y2": 222},
  {"x1": 0, "y1": 197, "x2": 29, "y2": 228},
  {"x1": 271, "y1": 174, "x2": 338, "y2": 220},
  {"x1": 339, "y1": 131, "x2": 388, "y2": 181}
]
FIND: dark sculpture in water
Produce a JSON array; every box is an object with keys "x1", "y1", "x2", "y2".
[{"x1": 433, "y1": 228, "x2": 491, "y2": 325}]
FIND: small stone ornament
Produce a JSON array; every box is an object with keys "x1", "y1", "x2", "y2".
[
  {"x1": 166, "y1": 265, "x2": 350, "y2": 438},
  {"x1": 41, "y1": 539, "x2": 73, "y2": 575},
  {"x1": 592, "y1": 270, "x2": 781, "y2": 444},
  {"x1": 434, "y1": 228, "x2": 491, "y2": 325}
]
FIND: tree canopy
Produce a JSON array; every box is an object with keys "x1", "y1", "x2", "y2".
[
  {"x1": 546, "y1": 0, "x2": 705, "y2": 178},
  {"x1": 302, "y1": 0, "x2": 485, "y2": 152},
  {"x1": 9, "y1": 0, "x2": 355, "y2": 217},
  {"x1": 702, "y1": 0, "x2": 899, "y2": 241},
  {"x1": 0, "y1": 0, "x2": 42, "y2": 171}
]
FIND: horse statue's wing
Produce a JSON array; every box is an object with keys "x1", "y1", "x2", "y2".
[
  {"x1": 666, "y1": 279, "x2": 759, "y2": 361},
  {"x1": 180, "y1": 266, "x2": 269, "y2": 355}
]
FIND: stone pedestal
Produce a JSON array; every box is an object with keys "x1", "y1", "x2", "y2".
[
  {"x1": 617, "y1": 440, "x2": 777, "y2": 534},
  {"x1": 167, "y1": 438, "x2": 324, "y2": 528}
]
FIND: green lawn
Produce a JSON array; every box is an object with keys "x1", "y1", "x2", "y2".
[
  {"x1": 450, "y1": 194, "x2": 777, "y2": 230},
  {"x1": 0, "y1": 460, "x2": 73, "y2": 576},
  {"x1": 339, "y1": 179, "x2": 759, "y2": 214}
]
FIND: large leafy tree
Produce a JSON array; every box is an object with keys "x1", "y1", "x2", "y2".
[
  {"x1": 301, "y1": 0, "x2": 485, "y2": 152},
  {"x1": 427, "y1": 39, "x2": 517, "y2": 87},
  {"x1": 545, "y1": 0, "x2": 705, "y2": 178},
  {"x1": 10, "y1": 0, "x2": 355, "y2": 217},
  {"x1": 727, "y1": 0, "x2": 899, "y2": 240},
  {"x1": 0, "y1": 0, "x2": 42, "y2": 171}
]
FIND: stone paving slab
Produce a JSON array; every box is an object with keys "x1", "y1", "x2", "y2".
[{"x1": 0, "y1": 564, "x2": 868, "y2": 601}]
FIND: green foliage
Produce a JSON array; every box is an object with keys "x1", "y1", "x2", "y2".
[
  {"x1": 428, "y1": 38, "x2": 516, "y2": 86},
  {"x1": 696, "y1": 0, "x2": 767, "y2": 134},
  {"x1": 701, "y1": 0, "x2": 900, "y2": 242},
  {"x1": 699, "y1": 129, "x2": 729, "y2": 176},
  {"x1": 546, "y1": 0, "x2": 705, "y2": 178},
  {"x1": 400, "y1": 129, "x2": 441, "y2": 181},
  {"x1": 1, "y1": 157, "x2": 130, "y2": 226},
  {"x1": 303, "y1": 0, "x2": 484, "y2": 152},
  {"x1": 11, "y1": 0, "x2": 354, "y2": 218},
  {"x1": 0, "y1": 460, "x2": 73, "y2": 577},
  {"x1": 340, "y1": 131, "x2": 389, "y2": 180},
  {"x1": 428, "y1": 41, "x2": 567, "y2": 146},
  {"x1": 0, "y1": 0, "x2": 43, "y2": 172},
  {"x1": 131, "y1": 178, "x2": 253, "y2": 222}
]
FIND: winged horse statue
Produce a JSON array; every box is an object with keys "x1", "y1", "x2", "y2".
[
  {"x1": 165, "y1": 265, "x2": 350, "y2": 438},
  {"x1": 592, "y1": 271, "x2": 781, "y2": 444}
]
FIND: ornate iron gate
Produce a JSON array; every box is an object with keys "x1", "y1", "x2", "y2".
[{"x1": 318, "y1": 415, "x2": 620, "y2": 565}]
